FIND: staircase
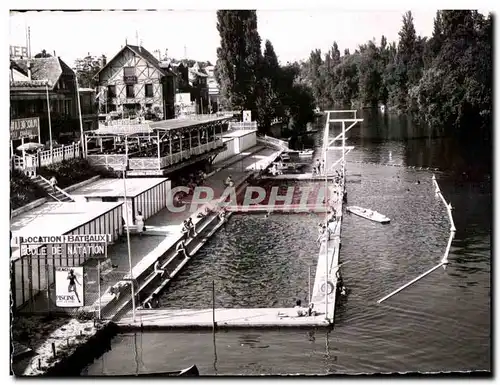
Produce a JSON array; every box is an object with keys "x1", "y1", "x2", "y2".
[{"x1": 32, "y1": 175, "x2": 75, "y2": 203}]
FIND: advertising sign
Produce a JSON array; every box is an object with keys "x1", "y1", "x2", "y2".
[
  {"x1": 243, "y1": 110, "x2": 252, "y2": 122},
  {"x1": 10, "y1": 45, "x2": 28, "y2": 59},
  {"x1": 10, "y1": 117, "x2": 40, "y2": 140},
  {"x1": 55, "y1": 266, "x2": 85, "y2": 307}
]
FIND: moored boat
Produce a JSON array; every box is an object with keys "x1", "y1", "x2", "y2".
[
  {"x1": 98, "y1": 364, "x2": 200, "y2": 377},
  {"x1": 286, "y1": 149, "x2": 314, "y2": 158},
  {"x1": 346, "y1": 206, "x2": 390, "y2": 224}
]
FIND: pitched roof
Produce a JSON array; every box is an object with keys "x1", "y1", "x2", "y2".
[
  {"x1": 12, "y1": 57, "x2": 75, "y2": 90},
  {"x1": 94, "y1": 44, "x2": 176, "y2": 80}
]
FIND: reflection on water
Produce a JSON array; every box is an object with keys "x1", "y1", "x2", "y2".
[{"x1": 84, "y1": 111, "x2": 491, "y2": 375}]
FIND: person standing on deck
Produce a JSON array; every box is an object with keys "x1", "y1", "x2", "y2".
[
  {"x1": 315, "y1": 159, "x2": 321, "y2": 176},
  {"x1": 321, "y1": 159, "x2": 325, "y2": 175},
  {"x1": 181, "y1": 220, "x2": 191, "y2": 240},
  {"x1": 187, "y1": 217, "x2": 197, "y2": 237},
  {"x1": 136, "y1": 210, "x2": 144, "y2": 235}
]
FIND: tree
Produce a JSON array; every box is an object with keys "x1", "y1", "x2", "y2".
[
  {"x1": 74, "y1": 54, "x2": 104, "y2": 88},
  {"x1": 215, "y1": 10, "x2": 262, "y2": 112},
  {"x1": 34, "y1": 49, "x2": 52, "y2": 58},
  {"x1": 255, "y1": 40, "x2": 281, "y2": 131}
]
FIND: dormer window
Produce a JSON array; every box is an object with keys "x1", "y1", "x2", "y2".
[{"x1": 124, "y1": 67, "x2": 135, "y2": 77}]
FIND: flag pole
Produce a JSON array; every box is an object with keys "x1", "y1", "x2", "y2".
[
  {"x1": 45, "y1": 82, "x2": 53, "y2": 161},
  {"x1": 75, "y1": 76, "x2": 85, "y2": 158},
  {"x1": 123, "y1": 170, "x2": 136, "y2": 322}
]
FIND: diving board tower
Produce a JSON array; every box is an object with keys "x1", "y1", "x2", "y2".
[{"x1": 317, "y1": 110, "x2": 363, "y2": 323}]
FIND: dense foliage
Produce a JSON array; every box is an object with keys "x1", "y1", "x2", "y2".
[
  {"x1": 74, "y1": 54, "x2": 103, "y2": 88},
  {"x1": 10, "y1": 170, "x2": 46, "y2": 211},
  {"x1": 215, "y1": 10, "x2": 315, "y2": 134},
  {"x1": 38, "y1": 158, "x2": 110, "y2": 188},
  {"x1": 301, "y1": 10, "x2": 492, "y2": 140}
]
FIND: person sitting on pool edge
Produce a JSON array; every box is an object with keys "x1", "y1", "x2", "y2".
[{"x1": 294, "y1": 300, "x2": 308, "y2": 317}]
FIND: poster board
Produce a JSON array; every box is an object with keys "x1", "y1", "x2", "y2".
[
  {"x1": 243, "y1": 110, "x2": 252, "y2": 122},
  {"x1": 55, "y1": 266, "x2": 85, "y2": 307}
]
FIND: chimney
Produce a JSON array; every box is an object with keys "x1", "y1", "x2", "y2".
[
  {"x1": 27, "y1": 60, "x2": 32, "y2": 81},
  {"x1": 101, "y1": 54, "x2": 107, "y2": 67},
  {"x1": 53, "y1": 50, "x2": 56, "y2": 56}
]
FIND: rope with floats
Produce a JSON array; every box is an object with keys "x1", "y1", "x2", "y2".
[{"x1": 377, "y1": 174, "x2": 456, "y2": 304}]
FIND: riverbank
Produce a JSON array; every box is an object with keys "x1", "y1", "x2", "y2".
[{"x1": 11, "y1": 316, "x2": 118, "y2": 376}]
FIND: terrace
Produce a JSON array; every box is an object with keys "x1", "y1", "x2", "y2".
[{"x1": 85, "y1": 115, "x2": 234, "y2": 174}]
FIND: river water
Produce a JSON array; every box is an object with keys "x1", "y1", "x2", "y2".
[{"x1": 83, "y1": 110, "x2": 491, "y2": 375}]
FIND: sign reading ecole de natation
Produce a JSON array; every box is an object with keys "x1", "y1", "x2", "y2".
[
  {"x1": 17, "y1": 234, "x2": 112, "y2": 308},
  {"x1": 10, "y1": 117, "x2": 40, "y2": 140}
]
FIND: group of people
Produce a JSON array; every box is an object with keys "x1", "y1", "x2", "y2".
[
  {"x1": 317, "y1": 222, "x2": 333, "y2": 243},
  {"x1": 173, "y1": 170, "x2": 207, "y2": 206},
  {"x1": 224, "y1": 175, "x2": 235, "y2": 188},
  {"x1": 312, "y1": 159, "x2": 325, "y2": 176}
]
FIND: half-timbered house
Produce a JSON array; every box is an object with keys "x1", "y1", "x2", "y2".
[{"x1": 95, "y1": 44, "x2": 177, "y2": 120}]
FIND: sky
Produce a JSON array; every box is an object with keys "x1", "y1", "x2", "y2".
[{"x1": 8, "y1": 9, "x2": 441, "y2": 68}]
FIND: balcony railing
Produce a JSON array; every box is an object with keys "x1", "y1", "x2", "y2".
[
  {"x1": 129, "y1": 139, "x2": 224, "y2": 171},
  {"x1": 10, "y1": 143, "x2": 81, "y2": 175}
]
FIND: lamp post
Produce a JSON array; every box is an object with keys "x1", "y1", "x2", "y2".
[{"x1": 123, "y1": 170, "x2": 136, "y2": 322}]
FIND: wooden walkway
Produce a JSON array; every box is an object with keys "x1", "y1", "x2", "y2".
[
  {"x1": 310, "y1": 183, "x2": 344, "y2": 321},
  {"x1": 118, "y1": 308, "x2": 330, "y2": 329},
  {"x1": 261, "y1": 173, "x2": 339, "y2": 181}
]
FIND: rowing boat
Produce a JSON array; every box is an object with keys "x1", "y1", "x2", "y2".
[
  {"x1": 99, "y1": 364, "x2": 199, "y2": 377},
  {"x1": 286, "y1": 150, "x2": 314, "y2": 158},
  {"x1": 346, "y1": 206, "x2": 390, "y2": 224}
]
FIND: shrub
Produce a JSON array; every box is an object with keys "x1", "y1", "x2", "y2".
[
  {"x1": 10, "y1": 170, "x2": 46, "y2": 211},
  {"x1": 38, "y1": 158, "x2": 117, "y2": 188}
]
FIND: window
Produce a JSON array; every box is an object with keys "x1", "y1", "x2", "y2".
[
  {"x1": 123, "y1": 67, "x2": 135, "y2": 77},
  {"x1": 108, "y1": 85, "x2": 116, "y2": 97},
  {"x1": 64, "y1": 100, "x2": 71, "y2": 115},
  {"x1": 126, "y1": 85, "x2": 135, "y2": 98},
  {"x1": 145, "y1": 84, "x2": 153, "y2": 97}
]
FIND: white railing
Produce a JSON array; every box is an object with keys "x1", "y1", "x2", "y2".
[
  {"x1": 11, "y1": 143, "x2": 81, "y2": 173},
  {"x1": 258, "y1": 134, "x2": 289, "y2": 151},
  {"x1": 129, "y1": 139, "x2": 224, "y2": 170},
  {"x1": 229, "y1": 121, "x2": 257, "y2": 131},
  {"x1": 38, "y1": 143, "x2": 81, "y2": 167},
  {"x1": 87, "y1": 154, "x2": 128, "y2": 170}
]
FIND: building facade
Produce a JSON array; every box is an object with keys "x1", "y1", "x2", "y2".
[
  {"x1": 95, "y1": 44, "x2": 177, "y2": 120},
  {"x1": 205, "y1": 65, "x2": 220, "y2": 112},
  {"x1": 10, "y1": 57, "x2": 85, "y2": 145}
]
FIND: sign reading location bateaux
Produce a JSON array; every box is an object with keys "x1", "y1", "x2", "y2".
[
  {"x1": 10, "y1": 117, "x2": 40, "y2": 140},
  {"x1": 55, "y1": 266, "x2": 85, "y2": 307}
]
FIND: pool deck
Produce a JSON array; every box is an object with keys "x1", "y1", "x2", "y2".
[{"x1": 118, "y1": 308, "x2": 331, "y2": 329}]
